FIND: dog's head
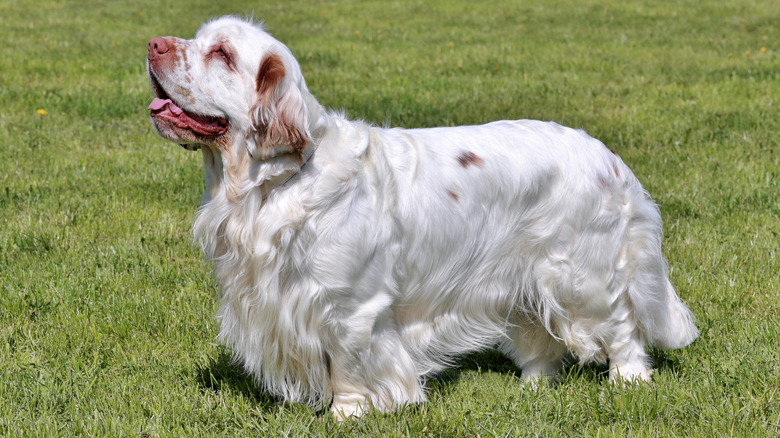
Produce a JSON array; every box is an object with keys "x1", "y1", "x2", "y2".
[{"x1": 147, "y1": 16, "x2": 313, "y2": 160}]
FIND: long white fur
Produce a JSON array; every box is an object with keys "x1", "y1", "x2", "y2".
[{"x1": 147, "y1": 16, "x2": 699, "y2": 419}]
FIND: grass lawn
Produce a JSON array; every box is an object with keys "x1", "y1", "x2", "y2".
[{"x1": 1, "y1": 0, "x2": 778, "y2": 436}]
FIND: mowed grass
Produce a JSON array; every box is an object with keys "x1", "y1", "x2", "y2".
[{"x1": 1, "y1": 0, "x2": 778, "y2": 436}]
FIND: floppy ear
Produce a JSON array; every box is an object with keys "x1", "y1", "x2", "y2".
[{"x1": 248, "y1": 53, "x2": 311, "y2": 160}]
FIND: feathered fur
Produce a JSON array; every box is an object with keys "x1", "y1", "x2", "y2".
[{"x1": 146, "y1": 16, "x2": 698, "y2": 419}]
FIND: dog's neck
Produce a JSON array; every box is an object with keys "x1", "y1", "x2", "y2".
[
  {"x1": 258, "y1": 139, "x2": 318, "y2": 200},
  {"x1": 255, "y1": 96, "x2": 327, "y2": 199},
  {"x1": 200, "y1": 97, "x2": 328, "y2": 205},
  {"x1": 254, "y1": 95, "x2": 328, "y2": 199}
]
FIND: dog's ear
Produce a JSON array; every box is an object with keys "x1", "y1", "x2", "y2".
[{"x1": 247, "y1": 53, "x2": 311, "y2": 160}]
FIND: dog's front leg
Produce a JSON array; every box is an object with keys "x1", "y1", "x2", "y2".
[
  {"x1": 326, "y1": 314, "x2": 425, "y2": 421},
  {"x1": 329, "y1": 375, "x2": 372, "y2": 421}
]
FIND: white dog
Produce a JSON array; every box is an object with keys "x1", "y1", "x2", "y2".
[{"x1": 147, "y1": 16, "x2": 698, "y2": 419}]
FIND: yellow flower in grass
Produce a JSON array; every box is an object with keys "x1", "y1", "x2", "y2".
[
  {"x1": 761, "y1": 47, "x2": 767, "y2": 52},
  {"x1": 37, "y1": 109, "x2": 47, "y2": 116}
]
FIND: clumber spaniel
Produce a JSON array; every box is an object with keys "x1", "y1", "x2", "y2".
[{"x1": 146, "y1": 16, "x2": 698, "y2": 419}]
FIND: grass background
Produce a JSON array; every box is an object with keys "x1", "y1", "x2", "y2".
[{"x1": 1, "y1": 0, "x2": 778, "y2": 436}]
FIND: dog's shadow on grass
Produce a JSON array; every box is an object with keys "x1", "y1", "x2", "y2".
[
  {"x1": 195, "y1": 347, "x2": 687, "y2": 410},
  {"x1": 427, "y1": 347, "x2": 688, "y2": 397},
  {"x1": 195, "y1": 350, "x2": 280, "y2": 413}
]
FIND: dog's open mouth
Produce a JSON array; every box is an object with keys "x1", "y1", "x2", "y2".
[{"x1": 148, "y1": 75, "x2": 229, "y2": 138}]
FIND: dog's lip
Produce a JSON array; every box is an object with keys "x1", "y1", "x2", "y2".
[{"x1": 148, "y1": 70, "x2": 229, "y2": 138}]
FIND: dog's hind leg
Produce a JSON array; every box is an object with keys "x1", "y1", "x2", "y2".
[
  {"x1": 604, "y1": 188, "x2": 698, "y2": 381},
  {"x1": 605, "y1": 291, "x2": 653, "y2": 381}
]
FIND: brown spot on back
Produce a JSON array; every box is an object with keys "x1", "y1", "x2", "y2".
[
  {"x1": 447, "y1": 189, "x2": 459, "y2": 201},
  {"x1": 457, "y1": 151, "x2": 484, "y2": 168}
]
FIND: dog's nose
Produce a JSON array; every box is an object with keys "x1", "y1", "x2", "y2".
[{"x1": 148, "y1": 37, "x2": 169, "y2": 60}]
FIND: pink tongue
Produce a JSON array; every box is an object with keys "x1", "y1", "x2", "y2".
[
  {"x1": 148, "y1": 98, "x2": 183, "y2": 115},
  {"x1": 148, "y1": 97, "x2": 227, "y2": 136},
  {"x1": 148, "y1": 98, "x2": 170, "y2": 110}
]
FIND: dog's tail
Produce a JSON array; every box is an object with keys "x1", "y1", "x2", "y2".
[{"x1": 624, "y1": 187, "x2": 699, "y2": 350}]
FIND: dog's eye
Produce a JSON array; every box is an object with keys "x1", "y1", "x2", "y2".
[
  {"x1": 216, "y1": 47, "x2": 229, "y2": 61},
  {"x1": 210, "y1": 44, "x2": 233, "y2": 66}
]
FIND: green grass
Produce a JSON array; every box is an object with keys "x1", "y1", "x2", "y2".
[{"x1": 1, "y1": 0, "x2": 778, "y2": 436}]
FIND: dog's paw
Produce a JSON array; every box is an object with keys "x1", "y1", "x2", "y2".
[
  {"x1": 609, "y1": 363, "x2": 654, "y2": 382},
  {"x1": 331, "y1": 395, "x2": 368, "y2": 422}
]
